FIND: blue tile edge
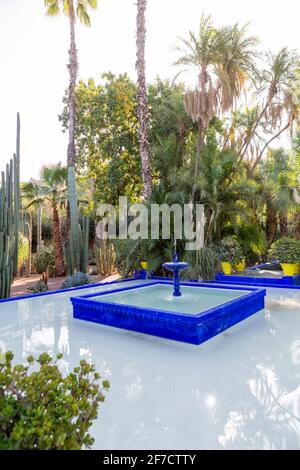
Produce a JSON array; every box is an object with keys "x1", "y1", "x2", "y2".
[{"x1": 71, "y1": 281, "x2": 266, "y2": 345}]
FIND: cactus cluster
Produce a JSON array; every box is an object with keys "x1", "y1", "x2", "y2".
[
  {"x1": 0, "y1": 116, "x2": 20, "y2": 298},
  {"x1": 64, "y1": 166, "x2": 90, "y2": 275},
  {"x1": 96, "y1": 240, "x2": 115, "y2": 275},
  {"x1": 65, "y1": 214, "x2": 90, "y2": 275}
]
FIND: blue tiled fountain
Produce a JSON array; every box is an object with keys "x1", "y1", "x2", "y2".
[{"x1": 71, "y1": 245, "x2": 266, "y2": 345}]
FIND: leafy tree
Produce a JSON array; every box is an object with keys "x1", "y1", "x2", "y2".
[
  {"x1": 60, "y1": 73, "x2": 142, "y2": 205},
  {"x1": 148, "y1": 79, "x2": 194, "y2": 192},
  {"x1": 0, "y1": 352, "x2": 109, "y2": 450}
]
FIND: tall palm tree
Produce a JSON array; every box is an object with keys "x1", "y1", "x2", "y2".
[
  {"x1": 44, "y1": 0, "x2": 97, "y2": 167},
  {"x1": 216, "y1": 23, "x2": 258, "y2": 111},
  {"x1": 241, "y1": 48, "x2": 299, "y2": 165},
  {"x1": 175, "y1": 16, "x2": 257, "y2": 202},
  {"x1": 136, "y1": 0, "x2": 152, "y2": 199},
  {"x1": 22, "y1": 164, "x2": 67, "y2": 276},
  {"x1": 44, "y1": 0, "x2": 97, "y2": 258}
]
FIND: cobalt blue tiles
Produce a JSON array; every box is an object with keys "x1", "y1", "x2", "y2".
[{"x1": 71, "y1": 281, "x2": 266, "y2": 345}]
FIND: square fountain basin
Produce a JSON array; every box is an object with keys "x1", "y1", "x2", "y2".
[{"x1": 71, "y1": 281, "x2": 266, "y2": 345}]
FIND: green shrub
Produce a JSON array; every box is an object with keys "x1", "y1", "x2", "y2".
[
  {"x1": 183, "y1": 246, "x2": 218, "y2": 281},
  {"x1": 268, "y1": 237, "x2": 300, "y2": 264},
  {"x1": 27, "y1": 280, "x2": 48, "y2": 294},
  {"x1": 33, "y1": 246, "x2": 55, "y2": 276},
  {"x1": 218, "y1": 236, "x2": 244, "y2": 264},
  {"x1": 61, "y1": 272, "x2": 91, "y2": 289},
  {"x1": 0, "y1": 352, "x2": 109, "y2": 450}
]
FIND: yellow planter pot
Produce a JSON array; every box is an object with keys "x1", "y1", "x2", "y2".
[
  {"x1": 140, "y1": 261, "x2": 148, "y2": 270},
  {"x1": 235, "y1": 259, "x2": 245, "y2": 272},
  {"x1": 281, "y1": 263, "x2": 298, "y2": 276},
  {"x1": 221, "y1": 262, "x2": 232, "y2": 275}
]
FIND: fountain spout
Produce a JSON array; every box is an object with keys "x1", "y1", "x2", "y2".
[{"x1": 162, "y1": 240, "x2": 189, "y2": 297}]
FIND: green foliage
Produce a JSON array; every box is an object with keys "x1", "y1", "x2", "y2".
[
  {"x1": 237, "y1": 223, "x2": 267, "y2": 262},
  {"x1": 44, "y1": 0, "x2": 98, "y2": 28},
  {"x1": 22, "y1": 163, "x2": 67, "y2": 210},
  {"x1": 0, "y1": 351, "x2": 109, "y2": 450},
  {"x1": 61, "y1": 271, "x2": 91, "y2": 289},
  {"x1": 182, "y1": 246, "x2": 218, "y2": 281},
  {"x1": 268, "y1": 237, "x2": 300, "y2": 264},
  {"x1": 59, "y1": 73, "x2": 142, "y2": 205},
  {"x1": 218, "y1": 236, "x2": 244, "y2": 264},
  {"x1": 113, "y1": 187, "x2": 188, "y2": 277},
  {"x1": 148, "y1": 79, "x2": 194, "y2": 192},
  {"x1": 33, "y1": 246, "x2": 55, "y2": 276},
  {"x1": 27, "y1": 280, "x2": 48, "y2": 294}
]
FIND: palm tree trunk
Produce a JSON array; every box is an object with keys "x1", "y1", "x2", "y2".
[
  {"x1": 52, "y1": 205, "x2": 65, "y2": 276},
  {"x1": 136, "y1": 0, "x2": 152, "y2": 200},
  {"x1": 67, "y1": 1, "x2": 78, "y2": 168},
  {"x1": 67, "y1": 1, "x2": 79, "y2": 267},
  {"x1": 266, "y1": 204, "x2": 277, "y2": 247},
  {"x1": 248, "y1": 120, "x2": 292, "y2": 176},
  {"x1": 240, "y1": 97, "x2": 272, "y2": 158},
  {"x1": 192, "y1": 119, "x2": 204, "y2": 203},
  {"x1": 279, "y1": 212, "x2": 288, "y2": 237}
]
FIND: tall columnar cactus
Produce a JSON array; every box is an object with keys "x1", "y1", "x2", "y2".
[
  {"x1": 65, "y1": 213, "x2": 90, "y2": 275},
  {"x1": 0, "y1": 149, "x2": 20, "y2": 299},
  {"x1": 13, "y1": 113, "x2": 21, "y2": 276},
  {"x1": 96, "y1": 240, "x2": 115, "y2": 276}
]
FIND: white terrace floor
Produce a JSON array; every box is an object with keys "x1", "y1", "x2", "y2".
[{"x1": 0, "y1": 279, "x2": 300, "y2": 450}]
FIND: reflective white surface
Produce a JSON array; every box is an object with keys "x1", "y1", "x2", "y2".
[{"x1": 0, "y1": 280, "x2": 300, "y2": 450}]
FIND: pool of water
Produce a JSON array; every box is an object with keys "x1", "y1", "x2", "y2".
[
  {"x1": 89, "y1": 284, "x2": 249, "y2": 315},
  {"x1": 0, "y1": 279, "x2": 300, "y2": 450}
]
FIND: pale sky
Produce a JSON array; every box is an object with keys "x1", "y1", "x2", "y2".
[{"x1": 0, "y1": 0, "x2": 299, "y2": 181}]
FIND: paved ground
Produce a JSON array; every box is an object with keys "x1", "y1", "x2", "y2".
[{"x1": 10, "y1": 272, "x2": 121, "y2": 297}]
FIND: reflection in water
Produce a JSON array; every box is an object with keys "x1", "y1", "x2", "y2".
[
  {"x1": 58, "y1": 326, "x2": 70, "y2": 355},
  {"x1": 23, "y1": 326, "x2": 55, "y2": 356},
  {"x1": 219, "y1": 365, "x2": 300, "y2": 449}
]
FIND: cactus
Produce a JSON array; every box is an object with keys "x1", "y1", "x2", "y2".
[
  {"x1": 96, "y1": 239, "x2": 115, "y2": 276},
  {"x1": 0, "y1": 149, "x2": 20, "y2": 298},
  {"x1": 64, "y1": 166, "x2": 90, "y2": 275},
  {"x1": 13, "y1": 113, "x2": 20, "y2": 276},
  {"x1": 65, "y1": 214, "x2": 90, "y2": 275},
  {"x1": 67, "y1": 166, "x2": 80, "y2": 270}
]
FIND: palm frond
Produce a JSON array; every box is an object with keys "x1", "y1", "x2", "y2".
[{"x1": 44, "y1": 0, "x2": 60, "y2": 16}]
